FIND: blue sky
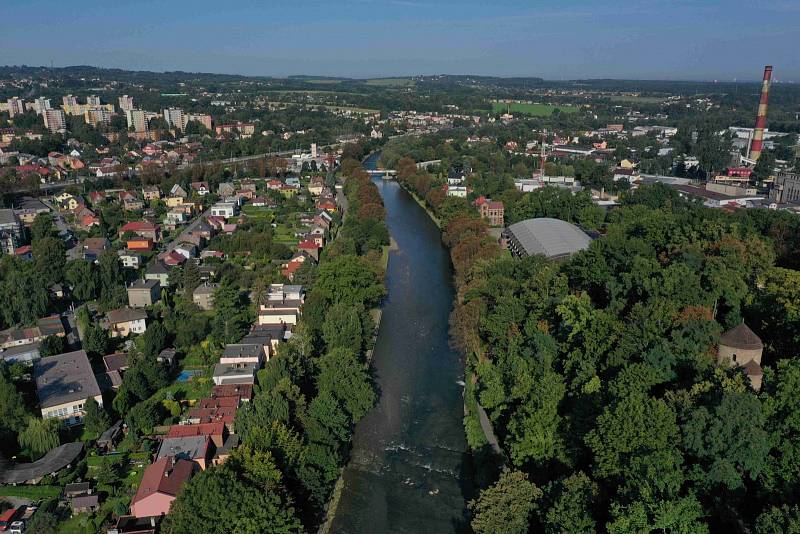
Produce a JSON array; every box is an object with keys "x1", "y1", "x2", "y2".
[{"x1": 2, "y1": 0, "x2": 798, "y2": 81}]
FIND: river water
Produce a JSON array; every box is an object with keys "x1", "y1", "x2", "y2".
[{"x1": 329, "y1": 154, "x2": 472, "y2": 533}]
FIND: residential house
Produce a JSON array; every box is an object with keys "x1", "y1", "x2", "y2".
[
  {"x1": 211, "y1": 383, "x2": 254, "y2": 403},
  {"x1": 220, "y1": 343, "x2": 264, "y2": 365},
  {"x1": 170, "y1": 184, "x2": 188, "y2": 198},
  {"x1": 34, "y1": 350, "x2": 103, "y2": 426},
  {"x1": 718, "y1": 323, "x2": 764, "y2": 391},
  {"x1": 142, "y1": 186, "x2": 161, "y2": 201},
  {"x1": 212, "y1": 362, "x2": 258, "y2": 386},
  {"x1": 103, "y1": 353, "x2": 130, "y2": 374},
  {"x1": 82, "y1": 237, "x2": 111, "y2": 262},
  {"x1": 118, "y1": 249, "x2": 142, "y2": 269},
  {"x1": 130, "y1": 457, "x2": 196, "y2": 518},
  {"x1": 127, "y1": 238, "x2": 153, "y2": 251},
  {"x1": 157, "y1": 435, "x2": 213, "y2": 470},
  {"x1": 186, "y1": 402, "x2": 238, "y2": 431},
  {"x1": 258, "y1": 284, "x2": 303, "y2": 326},
  {"x1": 210, "y1": 201, "x2": 238, "y2": 218},
  {"x1": 14, "y1": 196, "x2": 50, "y2": 225},
  {"x1": 107, "y1": 307, "x2": 148, "y2": 337},
  {"x1": 217, "y1": 182, "x2": 235, "y2": 197},
  {"x1": 127, "y1": 279, "x2": 161, "y2": 308},
  {"x1": 121, "y1": 192, "x2": 144, "y2": 212},
  {"x1": 297, "y1": 239, "x2": 321, "y2": 262},
  {"x1": 145, "y1": 260, "x2": 170, "y2": 287},
  {"x1": 166, "y1": 422, "x2": 227, "y2": 448},
  {"x1": 119, "y1": 221, "x2": 160, "y2": 241},
  {"x1": 192, "y1": 283, "x2": 218, "y2": 311},
  {"x1": 190, "y1": 182, "x2": 210, "y2": 196}
]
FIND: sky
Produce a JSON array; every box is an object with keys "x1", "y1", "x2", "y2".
[{"x1": 1, "y1": 0, "x2": 799, "y2": 81}]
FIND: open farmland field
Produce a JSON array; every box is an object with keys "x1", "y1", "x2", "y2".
[{"x1": 491, "y1": 101, "x2": 579, "y2": 116}]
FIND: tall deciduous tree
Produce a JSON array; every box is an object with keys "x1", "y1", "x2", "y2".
[{"x1": 469, "y1": 470, "x2": 542, "y2": 534}]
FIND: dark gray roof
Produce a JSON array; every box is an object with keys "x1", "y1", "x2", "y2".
[
  {"x1": 107, "y1": 307, "x2": 148, "y2": 324},
  {"x1": 0, "y1": 442, "x2": 83, "y2": 484},
  {"x1": 157, "y1": 435, "x2": 209, "y2": 462},
  {"x1": 222, "y1": 343, "x2": 262, "y2": 359},
  {"x1": 146, "y1": 261, "x2": 170, "y2": 275},
  {"x1": 507, "y1": 217, "x2": 591, "y2": 259},
  {"x1": 0, "y1": 209, "x2": 18, "y2": 225},
  {"x1": 129, "y1": 279, "x2": 159, "y2": 290},
  {"x1": 34, "y1": 350, "x2": 101, "y2": 409}
]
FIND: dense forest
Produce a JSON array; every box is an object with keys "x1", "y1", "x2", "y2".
[{"x1": 392, "y1": 149, "x2": 800, "y2": 532}]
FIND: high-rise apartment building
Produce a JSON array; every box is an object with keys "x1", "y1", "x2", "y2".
[
  {"x1": 34, "y1": 97, "x2": 51, "y2": 115},
  {"x1": 85, "y1": 108, "x2": 113, "y2": 127},
  {"x1": 186, "y1": 113, "x2": 212, "y2": 131},
  {"x1": 119, "y1": 94, "x2": 134, "y2": 111},
  {"x1": 7, "y1": 97, "x2": 26, "y2": 117},
  {"x1": 126, "y1": 109, "x2": 149, "y2": 132},
  {"x1": 43, "y1": 109, "x2": 67, "y2": 133},
  {"x1": 62, "y1": 94, "x2": 78, "y2": 107},
  {"x1": 163, "y1": 108, "x2": 185, "y2": 130},
  {"x1": 86, "y1": 95, "x2": 101, "y2": 106}
]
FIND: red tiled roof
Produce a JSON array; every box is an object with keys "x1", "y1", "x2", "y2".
[
  {"x1": 132, "y1": 457, "x2": 194, "y2": 506},
  {"x1": 297, "y1": 240, "x2": 320, "y2": 250},
  {"x1": 166, "y1": 422, "x2": 225, "y2": 439},
  {"x1": 120, "y1": 221, "x2": 157, "y2": 233},
  {"x1": 196, "y1": 396, "x2": 239, "y2": 409},
  {"x1": 211, "y1": 384, "x2": 253, "y2": 400}
]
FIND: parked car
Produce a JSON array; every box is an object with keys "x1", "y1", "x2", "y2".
[{"x1": 9, "y1": 521, "x2": 24, "y2": 534}]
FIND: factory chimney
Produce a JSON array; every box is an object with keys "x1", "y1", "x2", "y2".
[{"x1": 748, "y1": 65, "x2": 773, "y2": 162}]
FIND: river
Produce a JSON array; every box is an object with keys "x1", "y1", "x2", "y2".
[{"x1": 329, "y1": 154, "x2": 473, "y2": 533}]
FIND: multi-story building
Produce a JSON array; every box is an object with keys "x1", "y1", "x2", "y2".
[
  {"x1": 127, "y1": 279, "x2": 161, "y2": 308},
  {"x1": 43, "y1": 109, "x2": 67, "y2": 133},
  {"x1": 118, "y1": 94, "x2": 134, "y2": 111},
  {"x1": 125, "y1": 109, "x2": 148, "y2": 133},
  {"x1": 769, "y1": 171, "x2": 800, "y2": 204},
  {"x1": 34, "y1": 97, "x2": 51, "y2": 115},
  {"x1": 0, "y1": 209, "x2": 22, "y2": 255},
  {"x1": 86, "y1": 95, "x2": 101, "y2": 106},
  {"x1": 163, "y1": 108, "x2": 185, "y2": 130},
  {"x1": 85, "y1": 108, "x2": 113, "y2": 127},
  {"x1": 34, "y1": 349, "x2": 103, "y2": 426},
  {"x1": 7, "y1": 97, "x2": 26, "y2": 117},
  {"x1": 185, "y1": 113, "x2": 212, "y2": 131},
  {"x1": 62, "y1": 94, "x2": 78, "y2": 107}
]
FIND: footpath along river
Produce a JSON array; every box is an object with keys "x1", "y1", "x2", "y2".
[{"x1": 329, "y1": 154, "x2": 473, "y2": 533}]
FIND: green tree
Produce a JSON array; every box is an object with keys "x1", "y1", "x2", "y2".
[
  {"x1": 33, "y1": 237, "x2": 65, "y2": 286},
  {"x1": 316, "y1": 347, "x2": 375, "y2": 422},
  {"x1": 542, "y1": 472, "x2": 598, "y2": 534},
  {"x1": 469, "y1": 469, "x2": 542, "y2": 534},
  {"x1": 83, "y1": 397, "x2": 111, "y2": 440},
  {"x1": 321, "y1": 303, "x2": 364, "y2": 354},
  {"x1": 39, "y1": 335, "x2": 65, "y2": 357},
  {"x1": 212, "y1": 279, "x2": 251, "y2": 344},
  {"x1": 0, "y1": 369, "x2": 28, "y2": 451},
  {"x1": 313, "y1": 254, "x2": 385, "y2": 307},
  {"x1": 164, "y1": 465, "x2": 303, "y2": 534},
  {"x1": 97, "y1": 250, "x2": 126, "y2": 309},
  {"x1": 31, "y1": 213, "x2": 57, "y2": 241},
  {"x1": 83, "y1": 324, "x2": 108, "y2": 357},
  {"x1": 755, "y1": 504, "x2": 800, "y2": 534},
  {"x1": 18, "y1": 417, "x2": 60, "y2": 458},
  {"x1": 65, "y1": 260, "x2": 97, "y2": 302}
]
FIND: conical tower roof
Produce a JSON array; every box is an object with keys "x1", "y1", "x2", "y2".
[{"x1": 720, "y1": 323, "x2": 763, "y2": 351}]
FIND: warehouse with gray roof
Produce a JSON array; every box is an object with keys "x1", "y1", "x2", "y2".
[{"x1": 505, "y1": 217, "x2": 591, "y2": 260}]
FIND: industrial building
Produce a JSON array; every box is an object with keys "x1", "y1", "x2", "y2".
[{"x1": 505, "y1": 218, "x2": 591, "y2": 260}]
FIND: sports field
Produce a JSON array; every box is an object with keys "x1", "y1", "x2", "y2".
[{"x1": 491, "y1": 102, "x2": 579, "y2": 116}]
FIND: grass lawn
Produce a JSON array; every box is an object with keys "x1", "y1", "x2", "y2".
[
  {"x1": 158, "y1": 374, "x2": 213, "y2": 401},
  {"x1": 57, "y1": 514, "x2": 88, "y2": 534},
  {"x1": 0, "y1": 485, "x2": 61, "y2": 499},
  {"x1": 242, "y1": 205, "x2": 275, "y2": 220},
  {"x1": 491, "y1": 102, "x2": 579, "y2": 116},
  {"x1": 365, "y1": 78, "x2": 415, "y2": 87}
]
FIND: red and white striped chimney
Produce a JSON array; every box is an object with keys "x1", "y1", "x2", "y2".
[{"x1": 749, "y1": 65, "x2": 773, "y2": 162}]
